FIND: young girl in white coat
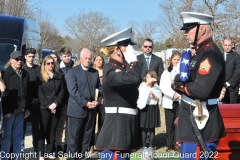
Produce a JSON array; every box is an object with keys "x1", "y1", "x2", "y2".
[
  {"x1": 160, "y1": 51, "x2": 181, "y2": 151},
  {"x1": 137, "y1": 70, "x2": 162, "y2": 151}
]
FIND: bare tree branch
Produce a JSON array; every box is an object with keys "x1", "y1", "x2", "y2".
[
  {"x1": 64, "y1": 10, "x2": 118, "y2": 55},
  {"x1": 0, "y1": 0, "x2": 40, "y2": 19},
  {"x1": 158, "y1": 0, "x2": 240, "y2": 49},
  {"x1": 35, "y1": 11, "x2": 64, "y2": 50},
  {"x1": 128, "y1": 20, "x2": 161, "y2": 50}
]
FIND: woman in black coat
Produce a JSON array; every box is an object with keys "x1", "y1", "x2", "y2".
[{"x1": 37, "y1": 55, "x2": 65, "y2": 160}]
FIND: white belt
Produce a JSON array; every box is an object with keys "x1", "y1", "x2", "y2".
[
  {"x1": 105, "y1": 107, "x2": 137, "y2": 115},
  {"x1": 183, "y1": 96, "x2": 218, "y2": 106},
  {"x1": 182, "y1": 95, "x2": 211, "y2": 130},
  {"x1": 207, "y1": 98, "x2": 219, "y2": 105}
]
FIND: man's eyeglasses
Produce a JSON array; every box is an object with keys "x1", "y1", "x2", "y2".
[
  {"x1": 45, "y1": 62, "x2": 55, "y2": 66},
  {"x1": 144, "y1": 46, "x2": 153, "y2": 48},
  {"x1": 14, "y1": 58, "x2": 24, "y2": 61}
]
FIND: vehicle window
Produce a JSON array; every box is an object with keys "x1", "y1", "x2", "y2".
[{"x1": 0, "y1": 39, "x2": 18, "y2": 69}]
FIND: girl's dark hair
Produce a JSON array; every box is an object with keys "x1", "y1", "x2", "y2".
[
  {"x1": 49, "y1": 52, "x2": 60, "y2": 64},
  {"x1": 168, "y1": 50, "x2": 181, "y2": 72},
  {"x1": 143, "y1": 70, "x2": 158, "y2": 85}
]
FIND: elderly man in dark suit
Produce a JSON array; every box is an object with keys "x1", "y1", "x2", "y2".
[
  {"x1": 222, "y1": 37, "x2": 240, "y2": 104},
  {"x1": 137, "y1": 38, "x2": 164, "y2": 83},
  {"x1": 66, "y1": 48, "x2": 102, "y2": 160}
]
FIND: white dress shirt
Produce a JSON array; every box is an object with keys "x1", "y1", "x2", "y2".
[{"x1": 160, "y1": 69, "x2": 180, "y2": 109}]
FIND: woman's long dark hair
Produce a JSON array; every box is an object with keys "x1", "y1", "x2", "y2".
[{"x1": 167, "y1": 50, "x2": 181, "y2": 72}]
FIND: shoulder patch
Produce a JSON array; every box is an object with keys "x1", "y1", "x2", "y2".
[
  {"x1": 190, "y1": 61, "x2": 197, "y2": 68},
  {"x1": 198, "y1": 58, "x2": 211, "y2": 75}
]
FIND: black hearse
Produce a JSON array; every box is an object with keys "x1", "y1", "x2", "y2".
[{"x1": 0, "y1": 14, "x2": 42, "y2": 69}]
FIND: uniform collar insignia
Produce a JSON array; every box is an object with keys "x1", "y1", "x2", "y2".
[
  {"x1": 195, "y1": 37, "x2": 213, "y2": 52},
  {"x1": 108, "y1": 58, "x2": 127, "y2": 69}
]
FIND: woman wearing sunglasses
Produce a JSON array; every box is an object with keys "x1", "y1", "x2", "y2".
[{"x1": 37, "y1": 55, "x2": 65, "y2": 160}]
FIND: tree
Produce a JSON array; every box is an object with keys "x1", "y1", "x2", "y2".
[
  {"x1": 158, "y1": 0, "x2": 208, "y2": 49},
  {"x1": 209, "y1": 0, "x2": 240, "y2": 42},
  {"x1": 62, "y1": 36, "x2": 79, "y2": 56},
  {"x1": 158, "y1": 0, "x2": 240, "y2": 49},
  {"x1": 0, "y1": 0, "x2": 39, "y2": 19},
  {"x1": 165, "y1": 38, "x2": 175, "y2": 48},
  {"x1": 64, "y1": 10, "x2": 118, "y2": 55},
  {"x1": 37, "y1": 11, "x2": 64, "y2": 51},
  {"x1": 154, "y1": 38, "x2": 177, "y2": 51},
  {"x1": 129, "y1": 20, "x2": 161, "y2": 50}
]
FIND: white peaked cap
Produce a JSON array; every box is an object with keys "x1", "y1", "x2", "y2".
[
  {"x1": 180, "y1": 12, "x2": 213, "y2": 30},
  {"x1": 181, "y1": 12, "x2": 213, "y2": 24},
  {"x1": 101, "y1": 28, "x2": 136, "y2": 47}
]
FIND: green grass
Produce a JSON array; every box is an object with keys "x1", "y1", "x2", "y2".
[
  {"x1": 130, "y1": 153, "x2": 180, "y2": 160},
  {"x1": 131, "y1": 159, "x2": 179, "y2": 160}
]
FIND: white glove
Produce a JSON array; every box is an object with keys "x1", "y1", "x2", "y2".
[
  {"x1": 170, "y1": 63, "x2": 180, "y2": 84},
  {"x1": 123, "y1": 45, "x2": 137, "y2": 64}
]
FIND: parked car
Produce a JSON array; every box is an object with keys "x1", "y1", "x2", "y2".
[
  {"x1": 42, "y1": 49, "x2": 55, "y2": 60},
  {"x1": 72, "y1": 56, "x2": 77, "y2": 62}
]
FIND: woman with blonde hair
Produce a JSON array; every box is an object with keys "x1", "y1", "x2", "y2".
[
  {"x1": 37, "y1": 55, "x2": 65, "y2": 160},
  {"x1": 96, "y1": 28, "x2": 141, "y2": 160}
]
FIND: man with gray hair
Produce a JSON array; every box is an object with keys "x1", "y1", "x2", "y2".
[
  {"x1": 172, "y1": 12, "x2": 225, "y2": 159},
  {"x1": 66, "y1": 48, "x2": 102, "y2": 159}
]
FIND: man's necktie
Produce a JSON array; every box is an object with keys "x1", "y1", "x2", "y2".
[
  {"x1": 146, "y1": 57, "x2": 150, "y2": 69},
  {"x1": 226, "y1": 52, "x2": 229, "y2": 61}
]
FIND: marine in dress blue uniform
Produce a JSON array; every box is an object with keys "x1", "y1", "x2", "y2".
[
  {"x1": 173, "y1": 12, "x2": 226, "y2": 160},
  {"x1": 96, "y1": 28, "x2": 142, "y2": 160}
]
